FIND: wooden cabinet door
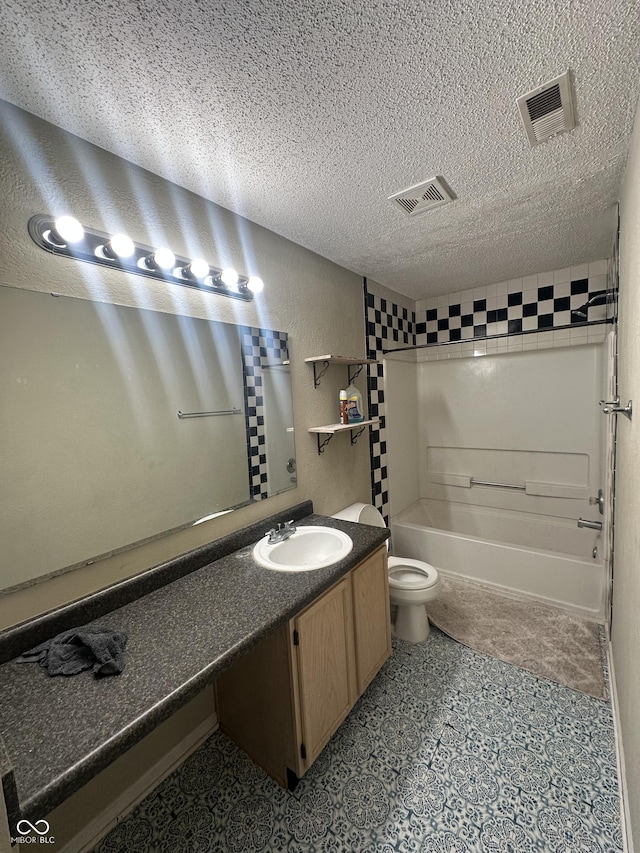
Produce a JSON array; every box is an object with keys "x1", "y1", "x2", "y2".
[
  {"x1": 292, "y1": 577, "x2": 356, "y2": 769},
  {"x1": 351, "y1": 546, "x2": 391, "y2": 695}
]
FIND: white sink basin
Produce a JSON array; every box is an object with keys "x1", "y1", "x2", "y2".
[{"x1": 253, "y1": 525, "x2": 353, "y2": 572}]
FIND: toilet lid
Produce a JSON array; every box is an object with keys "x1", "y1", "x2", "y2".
[{"x1": 388, "y1": 557, "x2": 439, "y2": 589}]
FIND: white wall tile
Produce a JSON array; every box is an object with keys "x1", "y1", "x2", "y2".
[
  {"x1": 554, "y1": 267, "x2": 572, "y2": 283},
  {"x1": 588, "y1": 259, "x2": 608, "y2": 277},
  {"x1": 537, "y1": 271, "x2": 554, "y2": 287},
  {"x1": 570, "y1": 327, "x2": 588, "y2": 339},
  {"x1": 570, "y1": 263, "x2": 589, "y2": 281},
  {"x1": 553, "y1": 328, "x2": 571, "y2": 341}
]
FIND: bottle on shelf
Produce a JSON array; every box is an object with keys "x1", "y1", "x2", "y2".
[
  {"x1": 339, "y1": 390, "x2": 349, "y2": 425},
  {"x1": 345, "y1": 383, "x2": 364, "y2": 424}
]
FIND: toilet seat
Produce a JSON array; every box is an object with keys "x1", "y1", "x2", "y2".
[{"x1": 388, "y1": 557, "x2": 439, "y2": 590}]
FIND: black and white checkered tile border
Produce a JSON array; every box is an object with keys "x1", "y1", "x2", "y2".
[
  {"x1": 416, "y1": 272, "x2": 612, "y2": 347},
  {"x1": 240, "y1": 327, "x2": 289, "y2": 501},
  {"x1": 365, "y1": 289, "x2": 416, "y2": 525},
  {"x1": 367, "y1": 295, "x2": 415, "y2": 352}
]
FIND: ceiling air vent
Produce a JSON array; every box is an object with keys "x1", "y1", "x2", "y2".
[
  {"x1": 517, "y1": 71, "x2": 576, "y2": 147},
  {"x1": 388, "y1": 176, "x2": 454, "y2": 216}
]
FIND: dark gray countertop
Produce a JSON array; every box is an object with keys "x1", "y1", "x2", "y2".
[{"x1": 0, "y1": 508, "x2": 388, "y2": 827}]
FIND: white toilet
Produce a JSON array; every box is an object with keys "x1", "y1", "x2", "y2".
[{"x1": 332, "y1": 503, "x2": 441, "y2": 644}]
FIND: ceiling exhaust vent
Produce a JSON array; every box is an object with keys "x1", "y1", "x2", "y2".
[
  {"x1": 388, "y1": 176, "x2": 454, "y2": 216},
  {"x1": 517, "y1": 71, "x2": 576, "y2": 147}
]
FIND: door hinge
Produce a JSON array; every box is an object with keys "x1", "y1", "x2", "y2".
[
  {"x1": 293, "y1": 629, "x2": 299, "y2": 646},
  {"x1": 300, "y1": 742, "x2": 307, "y2": 760}
]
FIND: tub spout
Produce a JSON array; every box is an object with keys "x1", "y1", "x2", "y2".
[{"x1": 577, "y1": 518, "x2": 602, "y2": 531}]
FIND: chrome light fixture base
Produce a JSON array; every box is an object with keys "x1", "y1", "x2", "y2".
[{"x1": 28, "y1": 215, "x2": 258, "y2": 302}]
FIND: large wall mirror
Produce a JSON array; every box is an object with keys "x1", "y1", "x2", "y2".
[{"x1": 0, "y1": 286, "x2": 296, "y2": 594}]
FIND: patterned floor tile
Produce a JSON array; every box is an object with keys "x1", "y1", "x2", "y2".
[{"x1": 95, "y1": 628, "x2": 622, "y2": 853}]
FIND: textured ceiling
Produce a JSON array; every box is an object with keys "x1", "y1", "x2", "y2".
[{"x1": 1, "y1": 0, "x2": 639, "y2": 299}]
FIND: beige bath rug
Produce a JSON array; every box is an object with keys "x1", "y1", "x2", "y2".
[{"x1": 427, "y1": 575, "x2": 607, "y2": 700}]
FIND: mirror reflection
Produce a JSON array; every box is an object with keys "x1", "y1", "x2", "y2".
[{"x1": 0, "y1": 286, "x2": 295, "y2": 593}]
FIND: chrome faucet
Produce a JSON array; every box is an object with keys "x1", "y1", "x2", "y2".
[{"x1": 266, "y1": 520, "x2": 297, "y2": 544}]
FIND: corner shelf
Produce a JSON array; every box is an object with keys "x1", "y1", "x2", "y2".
[
  {"x1": 308, "y1": 419, "x2": 380, "y2": 454},
  {"x1": 304, "y1": 354, "x2": 377, "y2": 388}
]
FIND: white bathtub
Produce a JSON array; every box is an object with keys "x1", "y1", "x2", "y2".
[{"x1": 391, "y1": 499, "x2": 606, "y2": 619}]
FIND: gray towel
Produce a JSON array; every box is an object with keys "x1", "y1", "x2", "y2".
[{"x1": 17, "y1": 624, "x2": 128, "y2": 677}]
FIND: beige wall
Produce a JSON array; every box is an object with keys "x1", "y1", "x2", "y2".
[
  {"x1": 0, "y1": 100, "x2": 371, "y2": 628},
  {"x1": 613, "y1": 93, "x2": 640, "y2": 849},
  {"x1": 0, "y1": 99, "x2": 373, "y2": 849}
]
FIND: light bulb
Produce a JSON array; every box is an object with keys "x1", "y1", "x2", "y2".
[
  {"x1": 105, "y1": 233, "x2": 135, "y2": 259},
  {"x1": 150, "y1": 247, "x2": 175, "y2": 270},
  {"x1": 247, "y1": 276, "x2": 264, "y2": 294},
  {"x1": 220, "y1": 267, "x2": 239, "y2": 288},
  {"x1": 53, "y1": 215, "x2": 84, "y2": 244},
  {"x1": 187, "y1": 258, "x2": 209, "y2": 279}
]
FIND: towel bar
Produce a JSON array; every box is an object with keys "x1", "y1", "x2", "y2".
[
  {"x1": 177, "y1": 408, "x2": 242, "y2": 419},
  {"x1": 470, "y1": 478, "x2": 526, "y2": 491}
]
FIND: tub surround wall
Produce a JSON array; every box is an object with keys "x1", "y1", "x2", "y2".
[{"x1": 415, "y1": 345, "x2": 606, "y2": 520}]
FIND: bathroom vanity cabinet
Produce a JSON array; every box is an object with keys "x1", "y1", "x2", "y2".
[
  {"x1": 0, "y1": 504, "x2": 389, "y2": 831},
  {"x1": 216, "y1": 545, "x2": 390, "y2": 787}
]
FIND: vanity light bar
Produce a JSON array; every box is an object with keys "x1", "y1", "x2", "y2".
[{"x1": 28, "y1": 215, "x2": 264, "y2": 302}]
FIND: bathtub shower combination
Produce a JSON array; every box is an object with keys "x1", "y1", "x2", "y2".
[
  {"x1": 392, "y1": 498, "x2": 605, "y2": 618},
  {"x1": 385, "y1": 340, "x2": 614, "y2": 622}
]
